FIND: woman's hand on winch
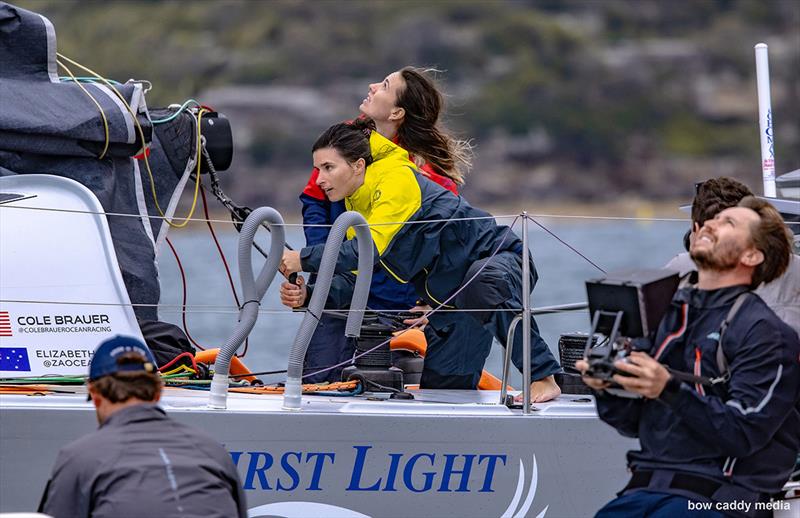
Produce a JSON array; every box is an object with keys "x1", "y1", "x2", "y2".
[
  {"x1": 402, "y1": 305, "x2": 431, "y2": 330},
  {"x1": 279, "y1": 275, "x2": 307, "y2": 308},
  {"x1": 280, "y1": 250, "x2": 302, "y2": 277}
]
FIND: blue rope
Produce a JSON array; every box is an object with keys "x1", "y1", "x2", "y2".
[{"x1": 151, "y1": 99, "x2": 201, "y2": 124}]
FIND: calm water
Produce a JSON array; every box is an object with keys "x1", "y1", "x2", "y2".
[{"x1": 157, "y1": 216, "x2": 688, "y2": 386}]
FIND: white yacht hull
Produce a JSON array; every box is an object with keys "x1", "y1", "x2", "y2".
[{"x1": 1, "y1": 389, "x2": 635, "y2": 517}]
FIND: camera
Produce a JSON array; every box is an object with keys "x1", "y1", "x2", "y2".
[
  {"x1": 584, "y1": 339, "x2": 633, "y2": 382},
  {"x1": 583, "y1": 269, "x2": 679, "y2": 383}
]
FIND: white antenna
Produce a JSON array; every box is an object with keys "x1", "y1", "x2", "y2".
[{"x1": 755, "y1": 43, "x2": 777, "y2": 197}]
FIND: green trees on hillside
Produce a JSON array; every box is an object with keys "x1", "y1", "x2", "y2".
[{"x1": 18, "y1": 0, "x2": 799, "y2": 203}]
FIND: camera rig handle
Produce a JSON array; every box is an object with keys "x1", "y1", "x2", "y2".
[{"x1": 585, "y1": 309, "x2": 625, "y2": 356}]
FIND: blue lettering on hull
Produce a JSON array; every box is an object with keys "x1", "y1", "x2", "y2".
[{"x1": 230, "y1": 446, "x2": 507, "y2": 494}]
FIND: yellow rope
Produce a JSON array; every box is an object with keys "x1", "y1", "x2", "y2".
[
  {"x1": 167, "y1": 108, "x2": 206, "y2": 228},
  {"x1": 160, "y1": 364, "x2": 197, "y2": 377},
  {"x1": 56, "y1": 60, "x2": 110, "y2": 159},
  {"x1": 56, "y1": 53, "x2": 203, "y2": 228}
]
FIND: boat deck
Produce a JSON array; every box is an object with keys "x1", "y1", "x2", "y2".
[{"x1": 1, "y1": 386, "x2": 599, "y2": 418}]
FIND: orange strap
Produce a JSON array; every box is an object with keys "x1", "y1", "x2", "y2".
[
  {"x1": 194, "y1": 348, "x2": 257, "y2": 383},
  {"x1": 0, "y1": 385, "x2": 52, "y2": 395}
]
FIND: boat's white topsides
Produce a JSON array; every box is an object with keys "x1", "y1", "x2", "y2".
[{"x1": 0, "y1": 388, "x2": 600, "y2": 418}]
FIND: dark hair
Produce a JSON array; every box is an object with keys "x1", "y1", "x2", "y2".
[
  {"x1": 737, "y1": 196, "x2": 793, "y2": 287},
  {"x1": 312, "y1": 119, "x2": 374, "y2": 166},
  {"x1": 692, "y1": 177, "x2": 753, "y2": 228},
  {"x1": 90, "y1": 352, "x2": 161, "y2": 403},
  {"x1": 395, "y1": 67, "x2": 471, "y2": 184}
]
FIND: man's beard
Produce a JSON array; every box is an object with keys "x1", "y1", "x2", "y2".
[{"x1": 691, "y1": 238, "x2": 743, "y2": 272}]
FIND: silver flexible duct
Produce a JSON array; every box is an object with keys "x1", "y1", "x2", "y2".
[
  {"x1": 209, "y1": 207, "x2": 285, "y2": 409},
  {"x1": 283, "y1": 211, "x2": 373, "y2": 410}
]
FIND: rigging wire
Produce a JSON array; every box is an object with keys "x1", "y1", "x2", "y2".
[
  {"x1": 527, "y1": 215, "x2": 606, "y2": 274},
  {"x1": 0, "y1": 202, "x2": 703, "y2": 226},
  {"x1": 199, "y1": 184, "x2": 250, "y2": 357},
  {"x1": 0, "y1": 299, "x2": 540, "y2": 314},
  {"x1": 164, "y1": 236, "x2": 207, "y2": 351},
  {"x1": 158, "y1": 171, "x2": 251, "y2": 357}
]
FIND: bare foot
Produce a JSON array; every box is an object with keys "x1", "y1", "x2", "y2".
[
  {"x1": 513, "y1": 376, "x2": 561, "y2": 404},
  {"x1": 513, "y1": 375, "x2": 561, "y2": 403},
  {"x1": 531, "y1": 376, "x2": 561, "y2": 402}
]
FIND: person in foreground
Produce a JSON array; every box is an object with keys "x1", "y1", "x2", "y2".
[
  {"x1": 39, "y1": 336, "x2": 246, "y2": 518},
  {"x1": 577, "y1": 197, "x2": 800, "y2": 518},
  {"x1": 280, "y1": 120, "x2": 561, "y2": 402}
]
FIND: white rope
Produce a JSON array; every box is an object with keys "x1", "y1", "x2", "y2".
[
  {"x1": 154, "y1": 128, "x2": 199, "y2": 257},
  {"x1": 131, "y1": 158, "x2": 156, "y2": 247}
]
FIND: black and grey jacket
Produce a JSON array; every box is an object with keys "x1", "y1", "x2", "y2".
[{"x1": 40, "y1": 404, "x2": 247, "y2": 518}]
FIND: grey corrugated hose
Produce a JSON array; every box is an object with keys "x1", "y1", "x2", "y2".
[
  {"x1": 283, "y1": 211, "x2": 373, "y2": 410},
  {"x1": 209, "y1": 207, "x2": 285, "y2": 409}
]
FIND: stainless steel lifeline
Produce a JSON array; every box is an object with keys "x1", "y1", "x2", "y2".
[
  {"x1": 500, "y1": 315, "x2": 523, "y2": 405},
  {"x1": 521, "y1": 212, "x2": 532, "y2": 414}
]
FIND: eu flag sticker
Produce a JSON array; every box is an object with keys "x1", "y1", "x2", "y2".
[{"x1": 0, "y1": 348, "x2": 31, "y2": 371}]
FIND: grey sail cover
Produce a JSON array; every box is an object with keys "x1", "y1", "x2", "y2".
[{"x1": 0, "y1": 2, "x2": 197, "y2": 321}]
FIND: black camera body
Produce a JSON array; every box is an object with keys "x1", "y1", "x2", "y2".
[
  {"x1": 584, "y1": 339, "x2": 632, "y2": 381},
  {"x1": 583, "y1": 269, "x2": 679, "y2": 384}
]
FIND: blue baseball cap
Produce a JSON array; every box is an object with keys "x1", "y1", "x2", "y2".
[{"x1": 89, "y1": 335, "x2": 158, "y2": 381}]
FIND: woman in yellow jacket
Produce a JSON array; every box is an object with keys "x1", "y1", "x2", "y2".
[{"x1": 281, "y1": 120, "x2": 561, "y2": 403}]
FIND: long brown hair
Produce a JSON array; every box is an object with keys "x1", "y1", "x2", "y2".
[{"x1": 395, "y1": 67, "x2": 472, "y2": 184}]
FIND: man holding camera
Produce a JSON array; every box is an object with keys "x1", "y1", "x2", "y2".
[{"x1": 577, "y1": 196, "x2": 800, "y2": 517}]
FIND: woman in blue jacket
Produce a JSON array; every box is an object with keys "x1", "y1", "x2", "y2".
[
  {"x1": 297, "y1": 67, "x2": 490, "y2": 383},
  {"x1": 281, "y1": 120, "x2": 562, "y2": 402}
]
